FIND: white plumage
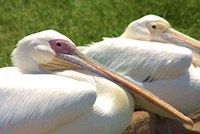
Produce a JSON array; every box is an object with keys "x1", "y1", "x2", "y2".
[
  {"x1": 0, "y1": 72, "x2": 134, "y2": 134},
  {"x1": 0, "y1": 30, "x2": 134, "y2": 134},
  {"x1": 83, "y1": 38, "x2": 192, "y2": 82},
  {"x1": 81, "y1": 14, "x2": 200, "y2": 115},
  {"x1": 1, "y1": 30, "x2": 192, "y2": 134}
]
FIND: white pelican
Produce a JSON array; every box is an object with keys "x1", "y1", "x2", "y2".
[
  {"x1": 0, "y1": 30, "x2": 193, "y2": 134},
  {"x1": 121, "y1": 14, "x2": 200, "y2": 67},
  {"x1": 81, "y1": 15, "x2": 200, "y2": 115}
]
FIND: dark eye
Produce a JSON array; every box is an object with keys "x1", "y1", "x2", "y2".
[
  {"x1": 56, "y1": 43, "x2": 62, "y2": 47},
  {"x1": 152, "y1": 25, "x2": 156, "y2": 29}
]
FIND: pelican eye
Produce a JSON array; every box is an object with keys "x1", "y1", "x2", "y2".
[
  {"x1": 146, "y1": 21, "x2": 169, "y2": 34},
  {"x1": 152, "y1": 25, "x2": 156, "y2": 29},
  {"x1": 56, "y1": 43, "x2": 62, "y2": 47}
]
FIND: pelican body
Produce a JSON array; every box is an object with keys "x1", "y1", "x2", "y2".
[
  {"x1": 0, "y1": 30, "x2": 192, "y2": 134},
  {"x1": 82, "y1": 38, "x2": 200, "y2": 114},
  {"x1": 0, "y1": 71, "x2": 134, "y2": 134},
  {"x1": 81, "y1": 15, "x2": 200, "y2": 115}
]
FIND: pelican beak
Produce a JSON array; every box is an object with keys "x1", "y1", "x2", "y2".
[
  {"x1": 57, "y1": 48, "x2": 193, "y2": 126},
  {"x1": 161, "y1": 28, "x2": 200, "y2": 54}
]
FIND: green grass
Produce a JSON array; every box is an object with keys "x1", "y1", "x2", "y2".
[{"x1": 0, "y1": 0, "x2": 199, "y2": 67}]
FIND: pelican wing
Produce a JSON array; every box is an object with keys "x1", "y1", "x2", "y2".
[
  {"x1": 143, "y1": 67, "x2": 200, "y2": 114},
  {"x1": 83, "y1": 38, "x2": 193, "y2": 82},
  {"x1": 0, "y1": 74, "x2": 96, "y2": 134},
  {"x1": 0, "y1": 67, "x2": 21, "y2": 76}
]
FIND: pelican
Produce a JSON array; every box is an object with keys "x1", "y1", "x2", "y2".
[
  {"x1": 0, "y1": 30, "x2": 192, "y2": 134},
  {"x1": 81, "y1": 15, "x2": 200, "y2": 115},
  {"x1": 120, "y1": 14, "x2": 200, "y2": 67}
]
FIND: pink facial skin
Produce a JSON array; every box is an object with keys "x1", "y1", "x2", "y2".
[{"x1": 49, "y1": 39, "x2": 76, "y2": 55}]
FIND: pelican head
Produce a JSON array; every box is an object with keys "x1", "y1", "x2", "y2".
[
  {"x1": 12, "y1": 30, "x2": 76, "y2": 74},
  {"x1": 121, "y1": 15, "x2": 200, "y2": 58},
  {"x1": 11, "y1": 30, "x2": 193, "y2": 125}
]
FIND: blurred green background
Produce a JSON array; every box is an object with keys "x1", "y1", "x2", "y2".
[{"x1": 0, "y1": 0, "x2": 199, "y2": 67}]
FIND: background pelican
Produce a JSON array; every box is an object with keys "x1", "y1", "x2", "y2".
[
  {"x1": 0, "y1": 30, "x2": 192, "y2": 134},
  {"x1": 81, "y1": 15, "x2": 200, "y2": 115},
  {"x1": 120, "y1": 14, "x2": 200, "y2": 67}
]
